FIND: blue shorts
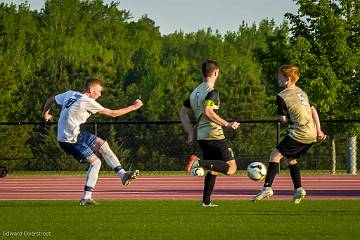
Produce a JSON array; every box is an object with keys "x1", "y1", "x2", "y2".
[{"x1": 59, "y1": 132, "x2": 98, "y2": 163}]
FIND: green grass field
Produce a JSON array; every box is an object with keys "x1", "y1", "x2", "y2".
[{"x1": 1, "y1": 200, "x2": 360, "y2": 240}]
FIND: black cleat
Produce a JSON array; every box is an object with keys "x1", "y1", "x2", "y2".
[{"x1": 122, "y1": 170, "x2": 139, "y2": 186}]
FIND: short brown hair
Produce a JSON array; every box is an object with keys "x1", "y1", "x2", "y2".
[
  {"x1": 85, "y1": 77, "x2": 104, "y2": 90},
  {"x1": 202, "y1": 59, "x2": 219, "y2": 78},
  {"x1": 278, "y1": 65, "x2": 300, "y2": 83}
]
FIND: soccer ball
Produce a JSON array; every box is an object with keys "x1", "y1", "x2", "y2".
[
  {"x1": 247, "y1": 162, "x2": 267, "y2": 181},
  {"x1": 191, "y1": 167, "x2": 205, "y2": 177}
]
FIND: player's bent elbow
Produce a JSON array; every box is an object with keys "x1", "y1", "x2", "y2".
[
  {"x1": 279, "y1": 116, "x2": 288, "y2": 125},
  {"x1": 106, "y1": 111, "x2": 117, "y2": 118},
  {"x1": 279, "y1": 119, "x2": 287, "y2": 125},
  {"x1": 100, "y1": 109, "x2": 117, "y2": 118}
]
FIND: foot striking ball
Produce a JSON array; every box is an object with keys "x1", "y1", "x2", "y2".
[
  {"x1": 247, "y1": 162, "x2": 267, "y2": 181},
  {"x1": 0, "y1": 167, "x2": 9, "y2": 178},
  {"x1": 191, "y1": 167, "x2": 205, "y2": 177}
]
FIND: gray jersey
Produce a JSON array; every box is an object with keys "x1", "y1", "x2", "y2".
[
  {"x1": 277, "y1": 86, "x2": 317, "y2": 144},
  {"x1": 188, "y1": 82, "x2": 225, "y2": 140}
]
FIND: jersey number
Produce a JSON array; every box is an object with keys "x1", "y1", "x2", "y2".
[
  {"x1": 296, "y1": 93, "x2": 307, "y2": 106},
  {"x1": 65, "y1": 98, "x2": 78, "y2": 108}
]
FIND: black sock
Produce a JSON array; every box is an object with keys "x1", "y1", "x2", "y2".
[
  {"x1": 113, "y1": 166, "x2": 122, "y2": 173},
  {"x1": 203, "y1": 172, "x2": 217, "y2": 205},
  {"x1": 289, "y1": 163, "x2": 302, "y2": 189},
  {"x1": 264, "y1": 162, "x2": 279, "y2": 188},
  {"x1": 199, "y1": 160, "x2": 229, "y2": 174}
]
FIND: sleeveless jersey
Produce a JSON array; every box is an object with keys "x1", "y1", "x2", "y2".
[
  {"x1": 188, "y1": 82, "x2": 225, "y2": 140},
  {"x1": 277, "y1": 86, "x2": 316, "y2": 144}
]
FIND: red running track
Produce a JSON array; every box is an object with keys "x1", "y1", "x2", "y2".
[{"x1": 0, "y1": 175, "x2": 360, "y2": 201}]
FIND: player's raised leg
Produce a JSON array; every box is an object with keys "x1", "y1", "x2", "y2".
[
  {"x1": 186, "y1": 154, "x2": 230, "y2": 175},
  {"x1": 97, "y1": 139, "x2": 139, "y2": 186}
]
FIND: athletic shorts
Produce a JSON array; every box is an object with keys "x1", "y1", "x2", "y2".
[
  {"x1": 276, "y1": 135, "x2": 314, "y2": 160},
  {"x1": 59, "y1": 132, "x2": 98, "y2": 164},
  {"x1": 197, "y1": 139, "x2": 234, "y2": 162}
]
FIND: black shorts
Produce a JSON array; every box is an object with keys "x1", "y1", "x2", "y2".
[
  {"x1": 197, "y1": 139, "x2": 234, "y2": 162},
  {"x1": 276, "y1": 135, "x2": 313, "y2": 159}
]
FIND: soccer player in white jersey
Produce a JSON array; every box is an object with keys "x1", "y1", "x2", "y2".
[{"x1": 42, "y1": 77, "x2": 143, "y2": 205}]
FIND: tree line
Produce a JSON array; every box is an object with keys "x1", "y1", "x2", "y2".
[{"x1": 0, "y1": 0, "x2": 358, "y2": 171}]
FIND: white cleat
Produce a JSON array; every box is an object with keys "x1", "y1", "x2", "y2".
[
  {"x1": 293, "y1": 187, "x2": 306, "y2": 204},
  {"x1": 186, "y1": 155, "x2": 200, "y2": 173},
  {"x1": 79, "y1": 198, "x2": 97, "y2": 206},
  {"x1": 201, "y1": 202, "x2": 218, "y2": 207},
  {"x1": 251, "y1": 187, "x2": 274, "y2": 202}
]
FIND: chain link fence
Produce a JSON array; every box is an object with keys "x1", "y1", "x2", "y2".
[{"x1": 0, "y1": 121, "x2": 358, "y2": 173}]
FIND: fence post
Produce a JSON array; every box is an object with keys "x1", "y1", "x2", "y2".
[
  {"x1": 346, "y1": 136, "x2": 357, "y2": 175},
  {"x1": 276, "y1": 121, "x2": 280, "y2": 144},
  {"x1": 94, "y1": 123, "x2": 98, "y2": 136},
  {"x1": 276, "y1": 121, "x2": 281, "y2": 174},
  {"x1": 331, "y1": 136, "x2": 336, "y2": 174}
]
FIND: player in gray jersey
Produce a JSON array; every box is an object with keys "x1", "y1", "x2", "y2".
[
  {"x1": 42, "y1": 77, "x2": 143, "y2": 205},
  {"x1": 252, "y1": 65, "x2": 326, "y2": 204},
  {"x1": 179, "y1": 60, "x2": 240, "y2": 206}
]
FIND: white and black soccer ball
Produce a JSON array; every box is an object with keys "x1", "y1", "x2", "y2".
[
  {"x1": 247, "y1": 162, "x2": 267, "y2": 181},
  {"x1": 191, "y1": 167, "x2": 205, "y2": 177}
]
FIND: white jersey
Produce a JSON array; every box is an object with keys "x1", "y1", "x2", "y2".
[{"x1": 55, "y1": 90, "x2": 104, "y2": 143}]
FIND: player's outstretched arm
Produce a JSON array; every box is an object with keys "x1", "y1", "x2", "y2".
[
  {"x1": 179, "y1": 106, "x2": 194, "y2": 145},
  {"x1": 204, "y1": 106, "x2": 239, "y2": 130},
  {"x1": 99, "y1": 99, "x2": 143, "y2": 118},
  {"x1": 42, "y1": 96, "x2": 56, "y2": 122},
  {"x1": 311, "y1": 106, "x2": 326, "y2": 141}
]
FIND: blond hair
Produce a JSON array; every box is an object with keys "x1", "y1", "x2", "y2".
[
  {"x1": 278, "y1": 65, "x2": 300, "y2": 84},
  {"x1": 85, "y1": 77, "x2": 104, "y2": 90}
]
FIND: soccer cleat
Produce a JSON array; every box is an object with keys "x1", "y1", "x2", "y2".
[
  {"x1": 122, "y1": 170, "x2": 140, "y2": 186},
  {"x1": 186, "y1": 155, "x2": 200, "y2": 173},
  {"x1": 293, "y1": 187, "x2": 306, "y2": 204},
  {"x1": 79, "y1": 198, "x2": 97, "y2": 206},
  {"x1": 201, "y1": 202, "x2": 218, "y2": 207},
  {"x1": 251, "y1": 187, "x2": 274, "y2": 202}
]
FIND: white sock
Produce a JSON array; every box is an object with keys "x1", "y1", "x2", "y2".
[
  {"x1": 82, "y1": 191, "x2": 92, "y2": 199},
  {"x1": 99, "y1": 142, "x2": 122, "y2": 169},
  {"x1": 82, "y1": 159, "x2": 101, "y2": 199},
  {"x1": 117, "y1": 169, "x2": 126, "y2": 179}
]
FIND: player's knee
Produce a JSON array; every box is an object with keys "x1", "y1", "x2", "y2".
[
  {"x1": 227, "y1": 164, "x2": 237, "y2": 175},
  {"x1": 270, "y1": 148, "x2": 283, "y2": 163},
  {"x1": 227, "y1": 168, "x2": 236, "y2": 175},
  {"x1": 99, "y1": 141, "x2": 111, "y2": 154},
  {"x1": 89, "y1": 157, "x2": 101, "y2": 167},
  {"x1": 93, "y1": 138, "x2": 105, "y2": 151},
  {"x1": 288, "y1": 159, "x2": 297, "y2": 165}
]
